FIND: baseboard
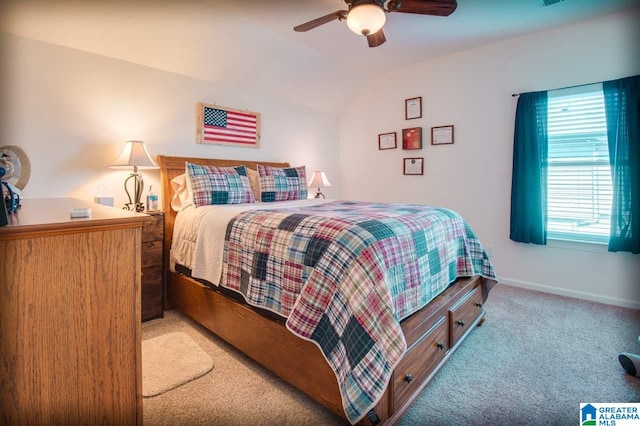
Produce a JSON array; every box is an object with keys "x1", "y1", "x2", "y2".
[{"x1": 497, "y1": 277, "x2": 640, "y2": 310}]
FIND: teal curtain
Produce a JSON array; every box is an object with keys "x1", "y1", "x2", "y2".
[
  {"x1": 510, "y1": 91, "x2": 548, "y2": 245},
  {"x1": 603, "y1": 75, "x2": 640, "y2": 254}
]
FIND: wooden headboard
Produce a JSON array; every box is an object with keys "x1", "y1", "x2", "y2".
[{"x1": 155, "y1": 155, "x2": 291, "y2": 267}]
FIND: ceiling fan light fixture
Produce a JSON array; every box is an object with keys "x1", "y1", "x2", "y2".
[{"x1": 346, "y1": 3, "x2": 386, "y2": 36}]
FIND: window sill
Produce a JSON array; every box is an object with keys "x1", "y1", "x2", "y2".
[{"x1": 547, "y1": 237, "x2": 609, "y2": 254}]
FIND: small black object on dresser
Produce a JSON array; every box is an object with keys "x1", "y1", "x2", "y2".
[{"x1": 0, "y1": 197, "x2": 7, "y2": 226}]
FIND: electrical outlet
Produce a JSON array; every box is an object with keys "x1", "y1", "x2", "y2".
[{"x1": 485, "y1": 245, "x2": 495, "y2": 257}]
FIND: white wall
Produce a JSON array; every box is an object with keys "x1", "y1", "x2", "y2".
[
  {"x1": 0, "y1": 33, "x2": 341, "y2": 209},
  {"x1": 340, "y1": 9, "x2": 640, "y2": 309}
]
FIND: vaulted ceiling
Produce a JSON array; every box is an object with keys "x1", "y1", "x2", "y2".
[{"x1": 1, "y1": 0, "x2": 638, "y2": 113}]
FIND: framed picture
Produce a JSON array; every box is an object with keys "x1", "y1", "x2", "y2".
[
  {"x1": 431, "y1": 125, "x2": 454, "y2": 145},
  {"x1": 402, "y1": 127, "x2": 422, "y2": 150},
  {"x1": 378, "y1": 132, "x2": 397, "y2": 150},
  {"x1": 196, "y1": 102, "x2": 261, "y2": 148},
  {"x1": 405, "y1": 97, "x2": 422, "y2": 120},
  {"x1": 403, "y1": 157, "x2": 424, "y2": 175}
]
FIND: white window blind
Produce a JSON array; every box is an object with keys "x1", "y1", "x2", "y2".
[{"x1": 547, "y1": 84, "x2": 612, "y2": 243}]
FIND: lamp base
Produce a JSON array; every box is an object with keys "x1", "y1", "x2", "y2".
[
  {"x1": 124, "y1": 202, "x2": 145, "y2": 212},
  {"x1": 314, "y1": 191, "x2": 325, "y2": 199},
  {"x1": 122, "y1": 172, "x2": 145, "y2": 212}
]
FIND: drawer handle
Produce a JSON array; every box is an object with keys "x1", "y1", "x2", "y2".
[
  {"x1": 404, "y1": 373, "x2": 413, "y2": 384},
  {"x1": 457, "y1": 320, "x2": 466, "y2": 327},
  {"x1": 475, "y1": 302, "x2": 483, "y2": 308},
  {"x1": 436, "y1": 341, "x2": 445, "y2": 350}
]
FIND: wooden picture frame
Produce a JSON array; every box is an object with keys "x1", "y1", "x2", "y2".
[
  {"x1": 402, "y1": 127, "x2": 422, "y2": 150},
  {"x1": 378, "y1": 132, "x2": 397, "y2": 150},
  {"x1": 196, "y1": 102, "x2": 261, "y2": 148},
  {"x1": 403, "y1": 157, "x2": 424, "y2": 175},
  {"x1": 405, "y1": 97, "x2": 422, "y2": 120},
  {"x1": 431, "y1": 125, "x2": 454, "y2": 145}
]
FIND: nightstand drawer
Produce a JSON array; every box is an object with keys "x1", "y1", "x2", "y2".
[
  {"x1": 142, "y1": 214, "x2": 163, "y2": 242},
  {"x1": 141, "y1": 266, "x2": 163, "y2": 321},
  {"x1": 141, "y1": 240, "x2": 162, "y2": 268},
  {"x1": 141, "y1": 211, "x2": 164, "y2": 322},
  {"x1": 142, "y1": 266, "x2": 163, "y2": 289}
]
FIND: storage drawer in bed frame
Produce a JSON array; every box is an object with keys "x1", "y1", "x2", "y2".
[
  {"x1": 449, "y1": 285, "x2": 484, "y2": 347},
  {"x1": 393, "y1": 315, "x2": 449, "y2": 409},
  {"x1": 167, "y1": 269, "x2": 486, "y2": 425},
  {"x1": 388, "y1": 275, "x2": 486, "y2": 422}
]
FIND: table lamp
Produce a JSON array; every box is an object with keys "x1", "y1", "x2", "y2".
[
  {"x1": 308, "y1": 171, "x2": 332, "y2": 199},
  {"x1": 109, "y1": 140, "x2": 159, "y2": 212}
]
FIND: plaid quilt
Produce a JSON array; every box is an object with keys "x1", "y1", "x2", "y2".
[{"x1": 221, "y1": 201, "x2": 496, "y2": 423}]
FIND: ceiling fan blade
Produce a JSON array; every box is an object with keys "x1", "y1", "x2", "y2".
[
  {"x1": 388, "y1": 0, "x2": 457, "y2": 17},
  {"x1": 367, "y1": 29, "x2": 386, "y2": 48},
  {"x1": 293, "y1": 10, "x2": 347, "y2": 32}
]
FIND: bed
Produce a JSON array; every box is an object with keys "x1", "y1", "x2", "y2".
[{"x1": 157, "y1": 155, "x2": 497, "y2": 425}]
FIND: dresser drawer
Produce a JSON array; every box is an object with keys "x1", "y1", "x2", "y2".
[
  {"x1": 393, "y1": 315, "x2": 448, "y2": 409},
  {"x1": 449, "y1": 286, "x2": 483, "y2": 347}
]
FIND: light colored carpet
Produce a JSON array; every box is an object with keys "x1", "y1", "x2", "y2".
[
  {"x1": 142, "y1": 284, "x2": 640, "y2": 425},
  {"x1": 398, "y1": 284, "x2": 640, "y2": 425},
  {"x1": 142, "y1": 311, "x2": 345, "y2": 426},
  {"x1": 142, "y1": 332, "x2": 214, "y2": 397}
]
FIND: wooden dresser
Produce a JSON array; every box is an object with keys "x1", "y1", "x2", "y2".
[{"x1": 0, "y1": 198, "x2": 149, "y2": 425}]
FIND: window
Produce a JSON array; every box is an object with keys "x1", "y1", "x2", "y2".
[{"x1": 546, "y1": 84, "x2": 612, "y2": 243}]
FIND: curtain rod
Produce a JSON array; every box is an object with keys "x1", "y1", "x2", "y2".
[{"x1": 511, "y1": 80, "x2": 601, "y2": 97}]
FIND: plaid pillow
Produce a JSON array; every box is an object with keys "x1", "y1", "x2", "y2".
[
  {"x1": 186, "y1": 162, "x2": 255, "y2": 207},
  {"x1": 257, "y1": 164, "x2": 308, "y2": 202}
]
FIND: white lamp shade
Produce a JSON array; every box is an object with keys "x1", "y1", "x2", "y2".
[
  {"x1": 308, "y1": 171, "x2": 332, "y2": 188},
  {"x1": 346, "y1": 3, "x2": 386, "y2": 36},
  {"x1": 109, "y1": 140, "x2": 159, "y2": 169}
]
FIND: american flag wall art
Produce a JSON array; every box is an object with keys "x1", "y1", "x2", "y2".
[{"x1": 196, "y1": 102, "x2": 260, "y2": 148}]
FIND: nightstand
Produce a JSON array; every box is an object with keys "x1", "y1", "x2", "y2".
[{"x1": 141, "y1": 211, "x2": 164, "y2": 321}]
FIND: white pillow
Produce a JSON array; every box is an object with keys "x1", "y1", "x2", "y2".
[{"x1": 170, "y1": 173, "x2": 192, "y2": 211}]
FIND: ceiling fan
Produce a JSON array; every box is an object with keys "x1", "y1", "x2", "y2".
[{"x1": 293, "y1": 0, "x2": 457, "y2": 48}]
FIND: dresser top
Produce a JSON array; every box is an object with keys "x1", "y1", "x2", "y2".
[{"x1": 1, "y1": 198, "x2": 151, "y2": 238}]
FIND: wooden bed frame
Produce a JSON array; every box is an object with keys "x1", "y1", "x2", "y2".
[{"x1": 157, "y1": 155, "x2": 489, "y2": 425}]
